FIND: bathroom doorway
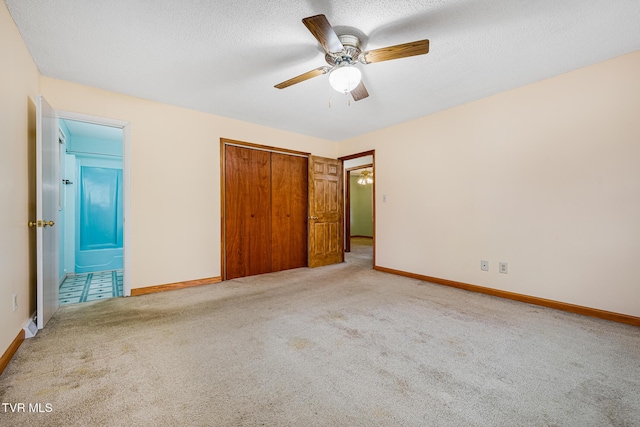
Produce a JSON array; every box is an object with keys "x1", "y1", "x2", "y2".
[{"x1": 58, "y1": 118, "x2": 124, "y2": 304}]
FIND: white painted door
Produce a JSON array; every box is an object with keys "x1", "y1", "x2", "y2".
[{"x1": 36, "y1": 95, "x2": 60, "y2": 329}]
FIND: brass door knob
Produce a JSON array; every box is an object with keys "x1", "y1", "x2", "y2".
[
  {"x1": 44, "y1": 220, "x2": 55, "y2": 227},
  {"x1": 28, "y1": 221, "x2": 37, "y2": 228}
]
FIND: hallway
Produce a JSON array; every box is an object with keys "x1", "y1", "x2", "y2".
[{"x1": 347, "y1": 236, "x2": 373, "y2": 267}]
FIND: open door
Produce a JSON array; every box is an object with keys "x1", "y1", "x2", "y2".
[
  {"x1": 308, "y1": 156, "x2": 343, "y2": 267},
  {"x1": 34, "y1": 95, "x2": 60, "y2": 329}
]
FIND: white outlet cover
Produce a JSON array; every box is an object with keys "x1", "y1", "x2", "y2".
[
  {"x1": 499, "y1": 262, "x2": 508, "y2": 274},
  {"x1": 481, "y1": 260, "x2": 489, "y2": 271}
]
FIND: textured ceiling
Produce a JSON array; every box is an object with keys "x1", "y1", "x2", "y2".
[{"x1": 5, "y1": 0, "x2": 640, "y2": 142}]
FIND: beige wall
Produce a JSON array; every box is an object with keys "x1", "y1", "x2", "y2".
[
  {"x1": 0, "y1": 3, "x2": 41, "y2": 355},
  {"x1": 340, "y1": 51, "x2": 640, "y2": 317},
  {"x1": 40, "y1": 77, "x2": 338, "y2": 290}
]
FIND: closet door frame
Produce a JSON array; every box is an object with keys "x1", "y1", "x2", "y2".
[{"x1": 220, "y1": 138, "x2": 311, "y2": 280}]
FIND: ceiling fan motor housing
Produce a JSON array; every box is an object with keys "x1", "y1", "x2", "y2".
[{"x1": 325, "y1": 35, "x2": 363, "y2": 66}]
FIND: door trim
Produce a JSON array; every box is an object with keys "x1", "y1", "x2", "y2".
[
  {"x1": 223, "y1": 138, "x2": 310, "y2": 157},
  {"x1": 57, "y1": 110, "x2": 132, "y2": 297}
]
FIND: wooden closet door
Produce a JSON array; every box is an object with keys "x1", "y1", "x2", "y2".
[
  {"x1": 225, "y1": 146, "x2": 272, "y2": 279},
  {"x1": 271, "y1": 153, "x2": 308, "y2": 271}
]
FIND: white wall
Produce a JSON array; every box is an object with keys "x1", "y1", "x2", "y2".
[
  {"x1": 40, "y1": 77, "x2": 339, "y2": 290},
  {"x1": 340, "y1": 51, "x2": 640, "y2": 317}
]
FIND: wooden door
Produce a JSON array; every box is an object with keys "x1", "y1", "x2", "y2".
[
  {"x1": 308, "y1": 156, "x2": 344, "y2": 267},
  {"x1": 271, "y1": 153, "x2": 308, "y2": 271},
  {"x1": 225, "y1": 146, "x2": 271, "y2": 279}
]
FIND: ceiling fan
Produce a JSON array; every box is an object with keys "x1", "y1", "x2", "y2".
[{"x1": 274, "y1": 14, "x2": 430, "y2": 101}]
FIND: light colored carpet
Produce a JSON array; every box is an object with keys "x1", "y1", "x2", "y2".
[{"x1": 1, "y1": 241, "x2": 639, "y2": 426}]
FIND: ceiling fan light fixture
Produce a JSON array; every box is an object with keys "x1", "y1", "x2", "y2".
[
  {"x1": 329, "y1": 63, "x2": 361, "y2": 93},
  {"x1": 274, "y1": 14, "x2": 430, "y2": 102}
]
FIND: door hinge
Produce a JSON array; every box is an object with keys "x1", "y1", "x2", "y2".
[{"x1": 28, "y1": 220, "x2": 55, "y2": 228}]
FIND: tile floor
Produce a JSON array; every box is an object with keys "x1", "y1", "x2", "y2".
[{"x1": 59, "y1": 270, "x2": 123, "y2": 305}]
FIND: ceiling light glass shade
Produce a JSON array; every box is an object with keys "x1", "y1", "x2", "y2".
[
  {"x1": 329, "y1": 64, "x2": 362, "y2": 93},
  {"x1": 357, "y1": 170, "x2": 373, "y2": 185}
]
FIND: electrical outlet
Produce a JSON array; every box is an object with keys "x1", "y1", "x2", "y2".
[
  {"x1": 13, "y1": 293, "x2": 18, "y2": 311},
  {"x1": 499, "y1": 262, "x2": 508, "y2": 274},
  {"x1": 481, "y1": 260, "x2": 489, "y2": 271}
]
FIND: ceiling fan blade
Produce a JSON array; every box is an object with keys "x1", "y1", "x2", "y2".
[
  {"x1": 302, "y1": 14, "x2": 344, "y2": 54},
  {"x1": 274, "y1": 67, "x2": 329, "y2": 89},
  {"x1": 350, "y1": 81, "x2": 369, "y2": 101},
  {"x1": 363, "y1": 39, "x2": 430, "y2": 64}
]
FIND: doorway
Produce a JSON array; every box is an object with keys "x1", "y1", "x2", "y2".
[
  {"x1": 34, "y1": 97, "x2": 132, "y2": 330},
  {"x1": 340, "y1": 151, "x2": 375, "y2": 267},
  {"x1": 57, "y1": 116, "x2": 128, "y2": 305}
]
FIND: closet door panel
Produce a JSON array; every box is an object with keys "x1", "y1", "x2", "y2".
[
  {"x1": 271, "y1": 153, "x2": 292, "y2": 272},
  {"x1": 248, "y1": 149, "x2": 272, "y2": 276},
  {"x1": 271, "y1": 153, "x2": 308, "y2": 272},
  {"x1": 290, "y1": 155, "x2": 308, "y2": 269},
  {"x1": 225, "y1": 146, "x2": 251, "y2": 279}
]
